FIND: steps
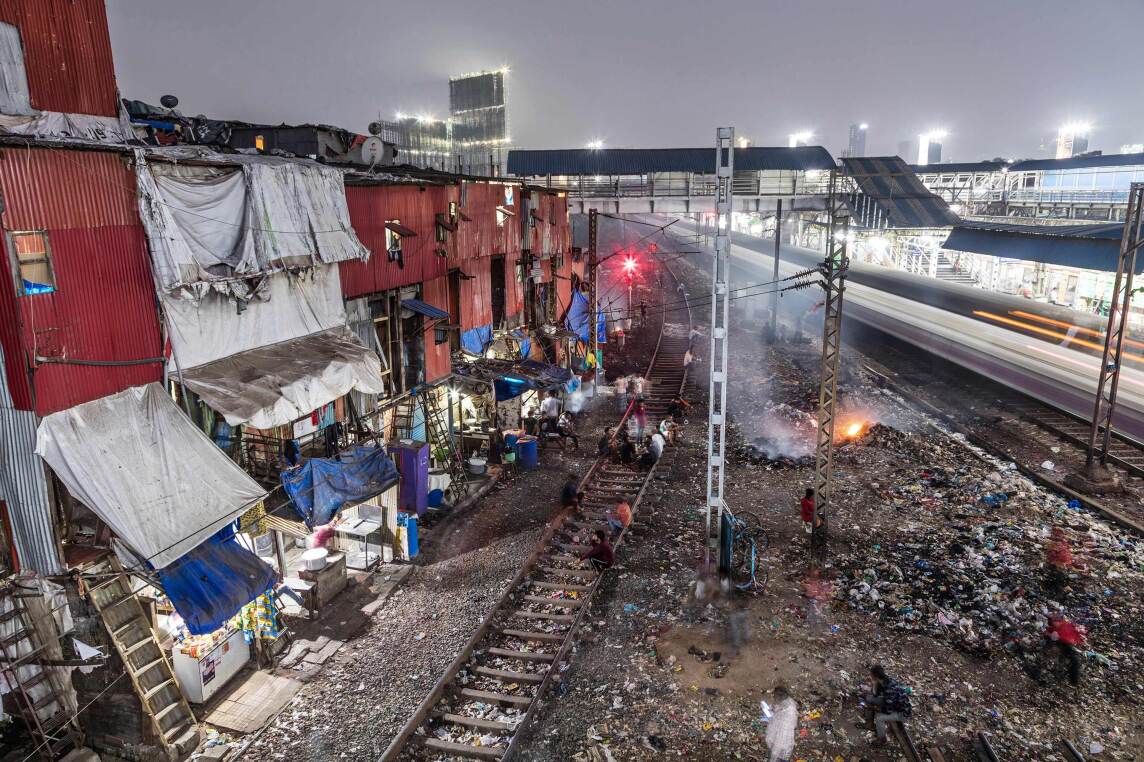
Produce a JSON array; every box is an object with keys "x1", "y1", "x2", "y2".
[
  {"x1": 0, "y1": 584, "x2": 84, "y2": 760},
  {"x1": 80, "y1": 560, "x2": 199, "y2": 759}
]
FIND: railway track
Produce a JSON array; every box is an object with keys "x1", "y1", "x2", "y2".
[{"x1": 380, "y1": 281, "x2": 691, "y2": 761}]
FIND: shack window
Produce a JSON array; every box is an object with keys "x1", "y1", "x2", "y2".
[
  {"x1": 7, "y1": 231, "x2": 55, "y2": 296},
  {"x1": 0, "y1": 22, "x2": 32, "y2": 116}
]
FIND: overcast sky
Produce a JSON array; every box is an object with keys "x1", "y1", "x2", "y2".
[{"x1": 108, "y1": 0, "x2": 1144, "y2": 162}]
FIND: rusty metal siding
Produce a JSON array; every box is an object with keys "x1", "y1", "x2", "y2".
[
  {"x1": 0, "y1": 146, "x2": 138, "y2": 231},
  {"x1": 0, "y1": 147, "x2": 163, "y2": 416},
  {"x1": 340, "y1": 184, "x2": 452, "y2": 299},
  {"x1": 0, "y1": 0, "x2": 119, "y2": 116},
  {"x1": 422, "y1": 276, "x2": 451, "y2": 383},
  {"x1": 452, "y1": 181, "x2": 519, "y2": 271}
]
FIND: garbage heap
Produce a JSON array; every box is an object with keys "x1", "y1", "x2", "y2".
[{"x1": 833, "y1": 425, "x2": 1144, "y2": 699}]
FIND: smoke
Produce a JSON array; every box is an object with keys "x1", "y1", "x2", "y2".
[{"x1": 748, "y1": 402, "x2": 816, "y2": 460}]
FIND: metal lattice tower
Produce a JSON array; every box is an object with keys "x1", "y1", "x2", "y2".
[
  {"x1": 705, "y1": 127, "x2": 734, "y2": 563},
  {"x1": 1085, "y1": 183, "x2": 1144, "y2": 471},
  {"x1": 812, "y1": 173, "x2": 850, "y2": 554},
  {"x1": 588, "y1": 208, "x2": 601, "y2": 390}
]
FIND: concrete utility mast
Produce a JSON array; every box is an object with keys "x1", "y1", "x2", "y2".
[
  {"x1": 705, "y1": 127, "x2": 734, "y2": 563},
  {"x1": 811, "y1": 173, "x2": 850, "y2": 558},
  {"x1": 1075, "y1": 183, "x2": 1144, "y2": 492}
]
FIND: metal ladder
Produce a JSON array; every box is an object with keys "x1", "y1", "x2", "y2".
[
  {"x1": 79, "y1": 560, "x2": 199, "y2": 759},
  {"x1": 418, "y1": 387, "x2": 470, "y2": 501},
  {"x1": 0, "y1": 583, "x2": 83, "y2": 760}
]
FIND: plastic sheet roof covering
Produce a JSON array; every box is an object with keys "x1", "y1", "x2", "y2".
[
  {"x1": 507, "y1": 146, "x2": 837, "y2": 176},
  {"x1": 281, "y1": 444, "x2": 399, "y2": 528},
  {"x1": 942, "y1": 221, "x2": 1130, "y2": 273},
  {"x1": 402, "y1": 298, "x2": 449, "y2": 320},
  {"x1": 911, "y1": 160, "x2": 1008, "y2": 174},
  {"x1": 842, "y1": 156, "x2": 962, "y2": 229},
  {"x1": 155, "y1": 527, "x2": 276, "y2": 635},
  {"x1": 35, "y1": 384, "x2": 267, "y2": 569},
  {"x1": 180, "y1": 326, "x2": 386, "y2": 429},
  {"x1": 134, "y1": 150, "x2": 370, "y2": 295}
]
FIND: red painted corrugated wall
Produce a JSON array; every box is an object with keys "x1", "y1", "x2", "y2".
[
  {"x1": 422, "y1": 275, "x2": 450, "y2": 382},
  {"x1": 340, "y1": 184, "x2": 453, "y2": 299},
  {"x1": 453, "y1": 181, "x2": 520, "y2": 329},
  {"x1": 0, "y1": 0, "x2": 120, "y2": 116},
  {"x1": 0, "y1": 147, "x2": 163, "y2": 415}
]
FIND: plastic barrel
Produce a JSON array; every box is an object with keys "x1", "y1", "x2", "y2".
[
  {"x1": 427, "y1": 488, "x2": 444, "y2": 507},
  {"x1": 518, "y1": 435, "x2": 539, "y2": 469}
]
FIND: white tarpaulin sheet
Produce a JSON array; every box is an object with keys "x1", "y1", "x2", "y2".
[
  {"x1": 0, "y1": 21, "x2": 31, "y2": 116},
  {"x1": 163, "y1": 266, "x2": 347, "y2": 370},
  {"x1": 35, "y1": 384, "x2": 267, "y2": 569},
  {"x1": 0, "y1": 112, "x2": 135, "y2": 142},
  {"x1": 135, "y1": 151, "x2": 369, "y2": 294},
  {"x1": 180, "y1": 326, "x2": 386, "y2": 429}
]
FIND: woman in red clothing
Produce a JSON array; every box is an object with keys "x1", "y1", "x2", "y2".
[{"x1": 1042, "y1": 613, "x2": 1086, "y2": 686}]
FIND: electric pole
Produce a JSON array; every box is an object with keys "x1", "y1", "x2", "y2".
[
  {"x1": 811, "y1": 173, "x2": 850, "y2": 560},
  {"x1": 1073, "y1": 183, "x2": 1144, "y2": 492},
  {"x1": 588, "y1": 208, "x2": 601, "y2": 392},
  {"x1": 705, "y1": 127, "x2": 734, "y2": 568},
  {"x1": 769, "y1": 198, "x2": 783, "y2": 342}
]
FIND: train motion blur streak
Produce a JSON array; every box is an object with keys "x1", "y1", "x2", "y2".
[{"x1": 658, "y1": 217, "x2": 1144, "y2": 442}]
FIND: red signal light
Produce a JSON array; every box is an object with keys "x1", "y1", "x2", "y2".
[{"x1": 622, "y1": 256, "x2": 637, "y2": 275}]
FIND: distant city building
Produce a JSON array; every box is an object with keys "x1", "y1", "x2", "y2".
[
  {"x1": 1121, "y1": 143, "x2": 1144, "y2": 155},
  {"x1": 842, "y1": 123, "x2": 867, "y2": 158},
  {"x1": 917, "y1": 133, "x2": 943, "y2": 166},
  {"x1": 897, "y1": 139, "x2": 916, "y2": 161},
  {"x1": 375, "y1": 68, "x2": 511, "y2": 175},
  {"x1": 1056, "y1": 123, "x2": 1091, "y2": 159},
  {"x1": 450, "y1": 70, "x2": 509, "y2": 176}
]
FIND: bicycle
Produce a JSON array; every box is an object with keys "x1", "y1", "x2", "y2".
[{"x1": 725, "y1": 511, "x2": 770, "y2": 593}]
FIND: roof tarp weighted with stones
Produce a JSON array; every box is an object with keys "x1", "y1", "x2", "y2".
[{"x1": 35, "y1": 383, "x2": 267, "y2": 569}]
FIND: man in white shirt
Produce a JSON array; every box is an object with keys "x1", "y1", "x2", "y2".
[{"x1": 539, "y1": 390, "x2": 562, "y2": 433}]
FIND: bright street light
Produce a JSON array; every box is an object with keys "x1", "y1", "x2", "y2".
[
  {"x1": 585, "y1": 139, "x2": 605, "y2": 150},
  {"x1": 788, "y1": 130, "x2": 814, "y2": 147},
  {"x1": 859, "y1": 123, "x2": 869, "y2": 130}
]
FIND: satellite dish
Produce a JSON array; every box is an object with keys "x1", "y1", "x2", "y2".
[
  {"x1": 368, "y1": 121, "x2": 383, "y2": 136},
  {"x1": 361, "y1": 136, "x2": 386, "y2": 166},
  {"x1": 160, "y1": 94, "x2": 179, "y2": 109}
]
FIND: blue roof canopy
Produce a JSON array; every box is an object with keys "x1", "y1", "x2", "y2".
[
  {"x1": 402, "y1": 299, "x2": 449, "y2": 320},
  {"x1": 942, "y1": 221, "x2": 1131, "y2": 272},
  {"x1": 507, "y1": 146, "x2": 836, "y2": 176}
]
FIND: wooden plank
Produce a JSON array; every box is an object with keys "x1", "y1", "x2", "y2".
[
  {"x1": 488, "y1": 645, "x2": 557, "y2": 660},
  {"x1": 537, "y1": 566, "x2": 596, "y2": 579},
  {"x1": 458, "y1": 688, "x2": 532, "y2": 707},
  {"x1": 928, "y1": 747, "x2": 948, "y2": 762}
]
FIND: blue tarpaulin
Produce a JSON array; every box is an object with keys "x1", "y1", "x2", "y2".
[
  {"x1": 565, "y1": 290, "x2": 606, "y2": 344},
  {"x1": 281, "y1": 444, "x2": 400, "y2": 528},
  {"x1": 156, "y1": 527, "x2": 277, "y2": 635},
  {"x1": 461, "y1": 324, "x2": 494, "y2": 355},
  {"x1": 493, "y1": 361, "x2": 574, "y2": 401}
]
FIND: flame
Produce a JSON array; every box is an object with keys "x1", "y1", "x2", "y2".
[{"x1": 845, "y1": 422, "x2": 863, "y2": 438}]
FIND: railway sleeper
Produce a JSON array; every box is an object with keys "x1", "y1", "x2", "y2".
[
  {"x1": 521, "y1": 594, "x2": 582, "y2": 608},
  {"x1": 537, "y1": 565, "x2": 596, "y2": 579},
  {"x1": 430, "y1": 711, "x2": 519, "y2": 734},
  {"x1": 471, "y1": 665, "x2": 547, "y2": 684},
  {"x1": 410, "y1": 734, "x2": 505, "y2": 760},
  {"x1": 511, "y1": 609, "x2": 575, "y2": 624},
  {"x1": 496, "y1": 628, "x2": 564, "y2": 644},
  {"x1": 527, "y1": 579, "x2": 593, "y2": 593}
]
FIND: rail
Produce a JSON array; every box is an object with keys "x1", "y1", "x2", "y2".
[{"x1": 378, "y1": 261, "x2": 692, "y2": 762}]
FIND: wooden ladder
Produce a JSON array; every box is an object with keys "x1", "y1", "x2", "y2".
[
  {"x1": 80, "y1": 561, "x2": 199, "y2": 759},
  {"x1": 0, "y1": 583, "x2": 83, "y2": 760}
]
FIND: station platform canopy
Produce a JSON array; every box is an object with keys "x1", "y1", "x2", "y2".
[
  {"x1": 507, "y1": 146, "x2": 836, "y2": 176},
  {"x1": 842, "y1": 156, "x2": 962, "y2": 229},
  {"x1": 941, "y1": 220, "x2": 1134, "y2": 272}
]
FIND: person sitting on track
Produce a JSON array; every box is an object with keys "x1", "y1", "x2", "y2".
[
  {"x1": 556, "y1": 410, "x2": 580, "y2": 449},
  {"x1": 561, "y1": 472, "x2": 583, "y2": 510},
  {"x1": 667, "y1": 394, "x2": 692, "y2": 421},
  {"x1": 659, "y1": 414, "x2": 680, "y2": 445},
  {"x1": 858, "y1": 665, "x2": 912, "y2": 747},
  {"x1": 579, "y1": 529, "x2": 614, "y2": 572},
  {"x1": 598, "y1": 427, "x2": 616, "y2": 459},
  {"x1": 617, "y1": 431, "x2": 637, "y2": 466},
  {"x1": 606, "y1": 500, "x2": 632, "y2": 538}
]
